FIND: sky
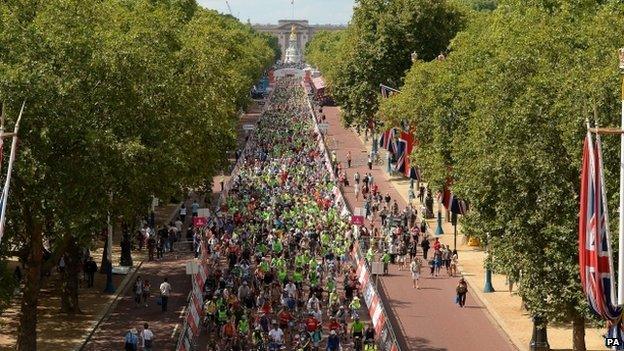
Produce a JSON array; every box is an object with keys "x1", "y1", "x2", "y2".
[{"x1": 197, "y1": 0, "x2": 355, "y2": 25}]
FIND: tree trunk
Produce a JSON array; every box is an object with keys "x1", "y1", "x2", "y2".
[
  {"x1": 100, "y1": 235, "x2": 109, "y2": 274},
  {"x1": 16, "y1": 221, "x2": 43, "y2": 351},
  {"x1": 572, "y1": 315, "x2": 586, "y2": 351},
  {"x1": 60, "y1": 236, "x2": 82, "y2": 314},
  {"x1": 120, "y1": 222, "x2": 133, "y2": 267}
]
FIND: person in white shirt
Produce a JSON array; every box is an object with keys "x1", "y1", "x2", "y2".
[
  {"x1": 174, "y1": 219, "x2": 183, "y2": 233},
  {"x1": 285, "y1": 281, "x2": 297, "y2": 299},
  {"x1": 306, "y1": 295, "x2": 320, "y2": 311},
  {"x1": 159, "y1": 278, "x2": 172, "y2": 312},
  {"x1": 268, "y1": 323, "x2": 284, "y2": 345},
  {"x1": 140, "y1": 323, "x2": 154, "y2": 351}
]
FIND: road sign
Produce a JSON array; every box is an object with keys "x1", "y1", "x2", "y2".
[
  {"x1": 243, "y1": 124, "x2": 256, "y2": 131},
  {"x1": 185, "y1": 260, "x2": 199, "y2": 275},
  {"x1": 351, "y1": 215, "x2": 364, "y2": 225},
  {"x1": 193, "y1": 216, "x2": 207, "y2": 227},
  {"x1": 197, "y1": 208, "x2": 211, "y2": 218}
]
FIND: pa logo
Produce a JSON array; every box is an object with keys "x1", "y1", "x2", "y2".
[{"x1": 606, "y1": 337, "x2": 622, "y2": 347}]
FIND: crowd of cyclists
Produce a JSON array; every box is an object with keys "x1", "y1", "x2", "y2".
[{"x1": 197, "y1": 78, "x2": 379, "y2": 351}]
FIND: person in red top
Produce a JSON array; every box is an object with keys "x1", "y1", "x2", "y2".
[
  {"x1": 277, "y1": 307, "x2": 293, "y2": 344},
  {"x1": 327, "y1": 317, "x2": 342, "y2": 335},
  {"x1": 278, "y1": 307, "x2": 293, "y2": 330},
  {"x1": 305, "y1": 313, "x2": 319, "y2": 333},
  {"x1": 305, "y1": 312, "x2": 322, "y2": 347},
  {"x1": 260, "y1": 301, "x2": 272, "y2": 315},
  {"x1": 433, "y1": 237, "x2": 441, "y2": 251}
]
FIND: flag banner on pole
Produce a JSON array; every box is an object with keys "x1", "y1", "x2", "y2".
[
  {"x1": 399, "y1": 131, "x2": 414, "y2": 177},
  {"x1": 439, "y1": 188, "x2": 453, "y2": 210},
  {"x1": 450, "y1": 198, "x2": 469, "y2": 215},
  {"x1": 378, "y1": 128, "x2": 396, "y2": 153},
  {"x1": 579, "y1": 132, "x2": 621, "y2": 321},
  {"x1": 393, "y1": 138, "x2": 408, "y2": 173},
  {"x1": 380, "y1": 84, "x2": 401, "y2": 98}
]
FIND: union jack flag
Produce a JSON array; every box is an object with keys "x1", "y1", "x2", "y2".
[
  {"x1": 378, "y1": 128, "x2": 396, "y2": 154},
  {"x1": 393, "y1": 137, "x2": 408, "y2": 173},
  {"x1": 579, "y1": 132, "x2": 621, "y2": 322}
]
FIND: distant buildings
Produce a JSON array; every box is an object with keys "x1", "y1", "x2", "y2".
[{"x1": 252, "y1": 20, "x2": 345, "y2": 62}]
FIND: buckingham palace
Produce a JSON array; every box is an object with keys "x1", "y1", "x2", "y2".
[{"x1": 252, "y1": 20, "x2": 345, "y2": 62}]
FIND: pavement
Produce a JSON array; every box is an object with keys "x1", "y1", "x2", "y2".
[
  {"x1": 0, "y1": 200, "x2": 181, "y2": 351},
  {"x1": 321, "y1": 104, "x2": 609, "y2": 351},
  {"x1": 82, "y1": 255, "x2": 191, "y2": 351}
]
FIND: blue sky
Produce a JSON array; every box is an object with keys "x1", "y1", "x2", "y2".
[{"x1": 197, "y1": 0, "x2": 355, "y2": 25}]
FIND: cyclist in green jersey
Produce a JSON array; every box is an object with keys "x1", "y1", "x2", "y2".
[{"x1": 351, "y1": 316, "x2": 365, "y2": 339}]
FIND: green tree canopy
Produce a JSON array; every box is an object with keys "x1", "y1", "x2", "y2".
[
  {"x1": 0, "y1": 1, "x2": 274, "y2": 349},
  {"x1": 306, "y1": 0, "x2": 465, "y2": 128}
]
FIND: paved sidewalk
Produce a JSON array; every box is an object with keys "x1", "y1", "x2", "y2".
[
  {"x1": 0, "y1": 202, "x2": 179, "y2": 351},
  {"x1": 83, "y1": 255, "x2": 191, "y2": 351},
  {"x1": 322, "y1": 104, "x2": 608, "y2": 351},
  {"x1": 322, "y1": 105, "x2": 516, "y2": 351}
]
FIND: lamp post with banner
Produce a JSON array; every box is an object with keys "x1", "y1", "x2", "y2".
[{"x1": 617, "y1": 48, "x2": 624, "y2": 306}]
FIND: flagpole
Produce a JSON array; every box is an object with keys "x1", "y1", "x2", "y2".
[
  {"x1": 0, "y1": 101, "x2": 25, "y2": 244},
  {"x1": 618, "y1": 49, "x2": 624, "y2": 305}
]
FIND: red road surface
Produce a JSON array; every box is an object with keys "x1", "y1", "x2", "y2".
[
  {"x1": 83, "y1": 255, "x2": 191, "y2": 351},
  {"x1": 321, "y1": 105, "x2": 516, "y2": 351}
]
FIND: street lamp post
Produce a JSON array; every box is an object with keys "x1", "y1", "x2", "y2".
[
  {"x1": 435, "y1": 210, "x2": 444, "y2": 236},
  {"x1": 529, "y1": 315, "x2": 550, "y2": 351},
  {"x1": 617, "y1": 48, "x2": 624, "y2": 305},
  {"x1": 483, "y1": 232, "x2": 495, "y2": 293},
  {"x1": 451, "y1": 212, "x2": 458, "y2": 251}
]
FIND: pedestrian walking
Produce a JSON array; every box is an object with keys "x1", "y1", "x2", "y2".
[
  {"x1": 142, "y1": 280, "x2": 151, "y2": 307},
  {"x1": 428, "y1": 258, "x2": 435, "y2": 277},
  {"x1": 191, "y1": 200, "x2": 200, "y2": 217},
  {"x1": 418, "y1": 185, "x2": 425, "y2": 203},
  {"x1": 140, "y1": 323, "x2": 154, "y2": 351},
  {"x1": 354, "y1": 182, "x2": 360, "y2": 201},
  {"x1": 147, "y1": 235, "x2": 156, "y2": 261},
  {"x1": 160, "y1": 277, "x2": 172, "y2": 312},
  {"x1": 85, "y1": 256, "x2": 97, "y2": 288},
  {"x1": 410, "y1": 258, "x2": 421, "y2": 289},
  {"x1": 450, "y1": 249, "x2": 458, "y2": 277},
  {"x1": 346, "y1": 151, "x2": 352, "y2": 168},
  {"x1": 354, "y1": 171, "x2": 360, "y2": 185},
  {"x1": 444, "y1": 245, "x2": 452, "y2": 276},
  {"x1": 433, "y1": 249, "x2": 442, "y2": 277},
  {"x1": 179, "y1": 204, "x2": 187, "y2": 223},
  {"x1": 421, "y1": 238, "x2": 430, "y2": 259},
  {"x1": 123, "y1": 328, "x2": 138, "y2": 351},
  {"x1": 156, "y1": 236, "x2": 164, "y2": 260},
  {"x1": 456, "y1": 278, "x2": 468, "y2": 307},
  {"x1": 134, "y1": 277, "x2": 143, "y2": 307}
]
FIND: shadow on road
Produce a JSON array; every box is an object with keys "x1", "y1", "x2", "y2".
[{"x1": 405, "y1": 336, "x2": 448, "y2": 351}]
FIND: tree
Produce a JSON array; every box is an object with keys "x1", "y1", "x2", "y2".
[
  {"x1": 380, "y1": 1, "x2": 624, "y2": 349},
  {"x1": 306, "y1": 0, "x2": 465, "y2": 128},
  {"x1": 0, "y1": 0, "x2": 274, "y2": 349}
]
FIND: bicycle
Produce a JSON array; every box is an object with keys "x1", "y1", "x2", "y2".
[{"x1": 354, "y1": 335, "x2": 363, "y2": 351}]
